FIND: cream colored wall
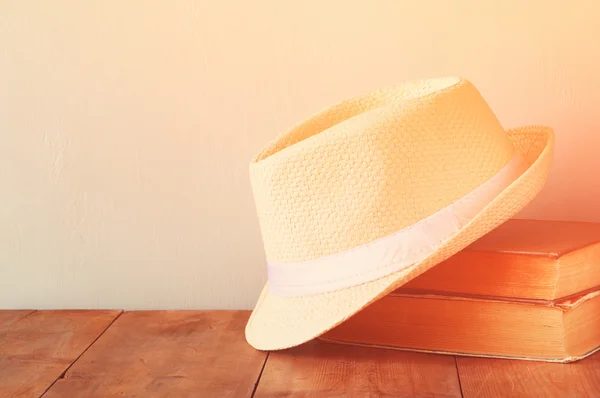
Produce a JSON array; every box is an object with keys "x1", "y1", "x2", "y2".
[{"x1": 1, "y1": 1, "x2": 599, "y2": 309}]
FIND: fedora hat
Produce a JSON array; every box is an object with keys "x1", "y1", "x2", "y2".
[{"x1": 246, "y1": 77, "x2": 554, "y2": 350}]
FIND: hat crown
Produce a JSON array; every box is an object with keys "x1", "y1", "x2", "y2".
[{"x1": 250, "y1": 77, "x2": 515, "y2": 263}]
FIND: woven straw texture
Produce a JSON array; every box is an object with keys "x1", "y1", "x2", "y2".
[{"x1": 247, "y1": 77, "x2": 554, "y2": 350}]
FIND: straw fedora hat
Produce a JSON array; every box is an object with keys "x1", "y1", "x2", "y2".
[{"x1": 246, "y1": 77, "x2": 554, "y2": 351}]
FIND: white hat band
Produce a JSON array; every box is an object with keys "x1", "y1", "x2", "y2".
[{"x1": 267, "y1": 150, "x2": 528, "y2": 297}]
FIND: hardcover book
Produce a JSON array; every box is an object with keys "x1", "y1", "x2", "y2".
[{"x1": 321, "y1": 219, "x2": 600, "y2": 362}]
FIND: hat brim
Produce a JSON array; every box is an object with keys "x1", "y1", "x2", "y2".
[{"x1": 246, "y1": 126, "x2": 554, "y2": 351}]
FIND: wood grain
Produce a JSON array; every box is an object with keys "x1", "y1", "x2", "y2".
[
  {"x1": 0, "y1": 310, "x2": 121, "y2": 398},
  {"x1": 0, "y1": 310, "x2": 35, "y2": 328},
  {"x1": 4, "y1": 309, "x2": 597, "y2": 398},
  {"x1": 254, "y1": 340, "x2": 462, "y2": 397},
  {"x1": 457, "y1": 351, "x2": 600, "y2": 397},
  {"x1": 43, "y1": 310, "x2": 267, "y2": 398}
]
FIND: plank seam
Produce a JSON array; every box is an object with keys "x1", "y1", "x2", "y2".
[
  {"x1": 8, "y1": 310, "x2": 37, "y2": 326},
  {"x1": 250, "y1": 351, "x2": 270, "y2": 397},
  {"x1": 38, "y1": 310, "x2": 124, "y2": 397},
  {"x1": 454, "y1": 356, "x2": 465, "y2": 398}
]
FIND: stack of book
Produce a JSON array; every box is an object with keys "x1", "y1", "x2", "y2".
[{"x1": 321, "y1": 219, "x2": 600, "y2": 362}]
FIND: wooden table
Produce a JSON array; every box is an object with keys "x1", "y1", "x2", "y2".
[{"x1": 1, "y1": 310, "x2": 598, "y2": 397}]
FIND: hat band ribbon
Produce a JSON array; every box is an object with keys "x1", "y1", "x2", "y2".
[{"x1": 267, "y1": 150, "x2": 528, "y2": 296}]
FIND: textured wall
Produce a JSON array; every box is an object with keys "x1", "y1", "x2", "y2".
[{"x1": 1, "y1": 1, "x2": 599, "y2": 309}]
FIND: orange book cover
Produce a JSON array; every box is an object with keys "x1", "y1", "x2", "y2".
[
  {"x1": 400, "y1": 219, "x2": 600, "y2": 300},
  {"x1": 320, "y1": 219, "x2": 600, "y2": 362},
  {"x1": 321, "y1": 288, "x2": 600, "y2": 362}
]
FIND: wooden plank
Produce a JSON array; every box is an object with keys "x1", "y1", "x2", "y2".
[
  {"x1": 0, "y1": 310, "x2": 121, "y2": 398},
  {"x1": 0, "y1": 310, "x2": 35, "y2": 328},
  {"x1": 44, "y1": 310, "x2": 267, "y2": 398},
  {"x1": 254, "y1": 340, "x2": 462, "y2": 397},
  {"x1": 457, "y1": 351, "x2": 600, "y2": 397}
]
